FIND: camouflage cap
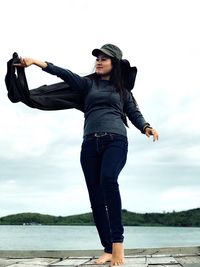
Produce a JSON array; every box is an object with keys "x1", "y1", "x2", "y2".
[{"x1": 92, "y1": 44, "x2": 123, "y2": 60}]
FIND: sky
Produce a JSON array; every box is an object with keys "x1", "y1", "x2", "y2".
[{"x1": 0, "y1": 0, "x2": 199, "y2": 218}]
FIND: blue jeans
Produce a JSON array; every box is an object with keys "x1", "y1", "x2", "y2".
[{"x1": 80, "y1": 132, "x2": 128, "y2": 253}]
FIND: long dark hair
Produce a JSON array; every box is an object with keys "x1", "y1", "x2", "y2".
[{"x1": 109, "y1": 57, "x2": 128, "y2": 102}]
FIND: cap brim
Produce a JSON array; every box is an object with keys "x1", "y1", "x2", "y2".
[{"x1": 92, "y1": 48, "x2": 114, "y2": 58}]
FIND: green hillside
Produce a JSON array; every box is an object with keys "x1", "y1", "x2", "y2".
[{"x1": 0, "y1": 208, "x2": 199, "y2": 226}]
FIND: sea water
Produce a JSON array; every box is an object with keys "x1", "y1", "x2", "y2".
[{"x1": 0, "y1": 225, "x2": 199, "y2": 250}]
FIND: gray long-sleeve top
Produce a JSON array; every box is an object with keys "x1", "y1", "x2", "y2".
[{"x1": 42, "y1": 63, "x2": 149, "y2": 137}]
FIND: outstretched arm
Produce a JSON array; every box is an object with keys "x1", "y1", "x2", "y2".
[
  {"x1": 14, "y1": 57, "x2": 91, "y2": 91},
  {"x1": 14, "y1": 57, "x2": 47, "y2": 68}
]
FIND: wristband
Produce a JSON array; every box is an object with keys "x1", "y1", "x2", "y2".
[{"x1": 142, "y1": 123, "x2": 152, "y2": 134}]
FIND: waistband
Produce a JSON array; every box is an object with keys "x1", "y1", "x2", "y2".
[
  {"x1": 87, "y1": 132, "x2": 109, "y2": 138},
  {"x1": 84, "y1": 132, "x2": 127, "y2": 138}
]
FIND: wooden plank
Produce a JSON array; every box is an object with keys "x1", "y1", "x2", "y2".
[
  {"x1": 6, "y1": 263, "x2": 50, "y2": 267},
  {"x1": 0, "y1": 259, "x2": 19, "y2": 267},
  {"x1": 147, "y1": 256, "x2": 178, "y2": 264},
  {"x1": 123, "y1": 257, "x2": 146, "y2": 264},
  {"x1": 8, "y1": 258, "x2": 60, "y2": 267},
  {"x1": 50, "y1": 257, "x2": 90, "y2": 266},
  {"x1": 84, "y1": 258, "x2": 109, "y2": 265},
  {"x1": 148, "y1": 266, "x2": 180, "y2": 267},
  {"x1": 175, "y1": 256, "x2": 200, "y2": 264},
  {"x1": 124, "y1": 246, "x2": 200, "y2": 256},
  {"x1": 82, "y1": 264, "x2": 147, "y2": 267},
  {"x1": 116, "y1": 265, "x2": 147, "y2": 267},
  {"x1": 17, "y1": 258, "x2": 59, "y2": 265},
  {"x1": 79, "y1": 257, "x2": 147, "y2": 266},
  {"x1": 125, "y1": 255, "x2": 148, "y2": 265},
  {"x1": 7, "y1": 265, "x2": 46, "y2": 267},
  {"x1": 0, "y1": 250, "x2": 101, "y2": 258}
]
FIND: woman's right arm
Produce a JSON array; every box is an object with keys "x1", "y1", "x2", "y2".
[
  {"x1": 14, "y1": 57, "x2": 47, "y2": 69},
  {"x1": 14, "y1": 57, "x2": 90, "y2": 91}
]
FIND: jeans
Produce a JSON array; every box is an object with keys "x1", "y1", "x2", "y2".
[{"x1": 80, "y1": 132, "x2": 128, "y2": 253}]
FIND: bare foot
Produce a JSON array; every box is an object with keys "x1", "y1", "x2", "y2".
[
  {"x1": 95, "y1": 252, "x2": 112, "y2": 264},
  {"x1": 110, "y1": 243, "x2": 125, "y2": 266}
]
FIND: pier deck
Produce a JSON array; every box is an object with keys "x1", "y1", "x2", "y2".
[{"x1": 0, "y1": 246, "x2": 199, "y2": 266}]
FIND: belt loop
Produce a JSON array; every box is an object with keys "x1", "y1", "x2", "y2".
[{"x1": 109, "y1": 133, "x2": 114, "y2": 140}]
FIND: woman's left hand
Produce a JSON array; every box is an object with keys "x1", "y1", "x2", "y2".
[{"x1": 145, "y1": 127, "x2": 159, "y2": 142}]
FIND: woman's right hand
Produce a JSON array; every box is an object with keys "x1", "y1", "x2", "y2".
[
  {"x1": 13, "y1": 57, "x2": 34, "y2": 68},
  {"x1": 13, "y1": 57, "x2": 47, "y2": 69}
]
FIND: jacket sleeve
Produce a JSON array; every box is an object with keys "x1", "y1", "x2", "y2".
[
  {"x1": 42, "y1": 62, "x2": 91, "y2": 92},
  {"x1": 123, "y1": 91, "x2": 150, "y2": 133}
]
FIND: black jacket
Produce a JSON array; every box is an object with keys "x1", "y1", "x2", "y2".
[
  {"x1": 5, "y1": 52, "x2": 85, "y2": 112},
  {"x1": 5, "y1": 52, "x2": 138, "y2": 127}
]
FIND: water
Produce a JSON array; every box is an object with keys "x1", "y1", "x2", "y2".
[{"x1": 0, "y1": 225, "x2": 199, "y2": 250}]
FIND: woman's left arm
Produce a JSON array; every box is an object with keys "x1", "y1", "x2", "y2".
[{"x1": 123, "y1": 91, "x2": 159, "y2": 142}]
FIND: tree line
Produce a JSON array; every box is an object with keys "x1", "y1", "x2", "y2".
[{"x1": 0, "y1": 208, "x2": 199, "y2": 226}]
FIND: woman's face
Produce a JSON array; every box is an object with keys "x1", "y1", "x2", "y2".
[{"x1": 95, "y1": 53, "x2": 112, "y2": 78}]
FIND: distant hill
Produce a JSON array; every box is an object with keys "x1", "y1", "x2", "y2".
[{"x1": 0, "y1": 208, "x2": 199, "y2": 226}]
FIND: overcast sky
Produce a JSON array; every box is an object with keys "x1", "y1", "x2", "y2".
[{"x1": 0, "y1": 0, "x2": 199, "y2": 218}]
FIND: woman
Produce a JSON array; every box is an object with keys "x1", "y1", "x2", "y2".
[{"x1": 15, "y1": 44, "x2": 159, "y2": 266}]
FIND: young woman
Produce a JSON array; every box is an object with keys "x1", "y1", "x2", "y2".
[{"x1": 15, "y1": 44, "x2": 159, "y2": 266}]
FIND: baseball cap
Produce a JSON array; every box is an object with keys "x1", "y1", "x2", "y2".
[{"x1": 92, "y1": 44, "x2": 123, "y2": 60}]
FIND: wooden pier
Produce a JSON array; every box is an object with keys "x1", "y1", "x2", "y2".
[{"x1": 0, "y1": 246, "x2": 199, "y2": 266}]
